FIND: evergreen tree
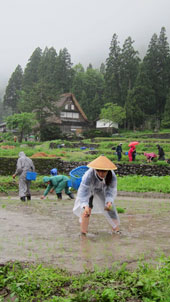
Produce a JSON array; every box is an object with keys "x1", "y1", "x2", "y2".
[
  {"x1": 80, "y1": 90, "x2": 88, "y2": 117},
  {"x1": 105, "y1": 33, "x2": 122, "y2": 104},
  {"x1": 56, "y1": 48, "x2": 74, "y2": 92},
  {"x1": 22, "y1": 81, "x2": 58, "y2": 140},
  {"x1": 71, "y1": 64, "x2": 85, "y2": 101},
  {"x1": 22, "y1": 47, "x2": 42, "y2": 91},
  {"x1": 38, "y1": 47, "x2": 58, "y2": 94},
  {"x1": 120, "y1": 36, "x2": 140, "y2": 106},
  {"x1": 3, "y1": 65, "x2": 23, "y2": 113},
  {"x1": 82, "y1": 68, "x2": 105, "y2": 120},
  {"x1": 143, "y1": 27, "x2": 170, "y2": 122},
  {"x1": 162, "y1": 90, "x2": 170, "y2": 128},
  {"x1": 125, "y1": 62, "x2": 156, "y2": 129},
  {"x1": 157, "y1": 27, "x2": 170, "y2": 117},
  {"x1": 125, "y1": 89, "x2": 144, "y2": 130},
  {"x1": 86, "y1": 63, "x2": 93, "y2": 70},
  {"x1": 100, "y1": 63, "x2": 105, "y2": 75}
]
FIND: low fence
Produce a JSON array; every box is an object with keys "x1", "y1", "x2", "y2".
[{"x1": 0, "y1": 157, "x2": 170, "y2": 177}]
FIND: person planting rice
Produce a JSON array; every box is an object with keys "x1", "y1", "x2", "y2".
[
  {"x1": 73, "y1": 155, "x2": 120, "y2": 235},
  {"x1": 41, "y1": 175, "x2": 74, "y2": 200}
]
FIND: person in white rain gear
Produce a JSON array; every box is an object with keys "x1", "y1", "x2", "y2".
[
  {"x1": 13, "y1": 151, "x2": 35, "y2": 202},
  {"x1": 73, "y1": 155, "x2": 120, "y2": 235}
]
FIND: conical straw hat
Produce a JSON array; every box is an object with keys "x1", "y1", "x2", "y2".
[{"x1": 87, "y1": 155, "x2": 117, "y2": 170}]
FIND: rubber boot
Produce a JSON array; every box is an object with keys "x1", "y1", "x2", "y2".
[
  {"x1": 20, "y1": 196, "x2": 26, "y2": 202},
  {"x1": 57, "y1": 193, "x2": 62, "y2": 199},
  {"x1": 27, "y1": 195, "x2": 31, "y2": 201},
  {"x1": 68, "y1": 193, "x2": 74, "y2": 199}
]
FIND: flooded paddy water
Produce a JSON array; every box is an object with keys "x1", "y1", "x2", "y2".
[{"x1": 0, "y1": 193, "x2": 169, "y2": 273}]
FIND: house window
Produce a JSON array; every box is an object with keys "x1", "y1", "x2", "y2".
[
  {"x1": 72, "y1": 112, "x2": 79, "y2": 118},
  {"x1": 66, "y1": 112, "x2": 72, "y2": 118},
  {"x1": 71, "y1": 104, "x2": 74, "y2": 110},
  {"x1": 60, "y1": 112, "x2": 79, "y2": 119},
  {"x1": 60, "y1": 112, "x2": 66, "y2": 117},
  {"x1": 65, "y1": 104, "x2": 69, "y2": 110}
]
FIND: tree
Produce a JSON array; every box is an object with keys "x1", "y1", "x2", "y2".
[
  {"x1": 18, "y1": 81, "x2": 59, "y2": 140},
  {"x1": 125, "y1": 89, "x2": 145, "y2": 130},
  {"x1": 143, "y1": 27, "x2": 170, "y2": 122},
  {"x1": 72, "y1": 66, "x2": 105, "y2": 121},
  {"x1": 120, "y1": 36, "x2": 140, "y2": 106},
  {"x1": 3, "y1": 65, "x2": 23, "y2": 114},
  {"x1": 56, "y1": 48, "x2": 74, "y2": 92},
  {"x1": 100, "y1": 63, "x2": 105, "y2": 75},
  {"x1": 100, "y1": 102, "x2": 125, "y2": 127},
  {"x1": 86, "y1": 63, "x2": 93, "y2": 70},
  {"x1": 157, "y1": 27, "x2": 170, "y2": 117},
  {"x1": 71, "y1": 64, "x2": 85, "y2": 101},
  {"x1": 38, "y1": 47, "x2": 58, "y2": 94},
  {"x1": 6, "y1": 112, "x2": 37, "y2": 142},
  {"x1": 105, "y1": 34, "x2": 122, "y2": 104},
  {"x1": 124, "y1": 62, "x2": 156, "y2": 129},
  {"x1": 162, "y1": 91, "x2": 170, "y2": 128},
  {"x1": 22, "y1": 47, "x2": 42, "y2": 91},
  {"x1": 82, "y1": 68, "x2": 105, "y2": 120}
]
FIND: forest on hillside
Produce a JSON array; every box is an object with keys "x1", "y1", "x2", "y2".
[{"x1": 1, "y1": 26, "x2": 170, "y2": 135}]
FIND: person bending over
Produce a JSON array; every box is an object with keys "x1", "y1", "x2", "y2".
[
  {"x1": 73, "y1": 155, "x2": 120, "y2": 235},
  {"x1": 41, "y1": 175, "x2": 74, "y2": 200}
]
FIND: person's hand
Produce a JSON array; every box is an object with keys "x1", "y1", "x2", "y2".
[
  {"x1": 40, "y1": 196, "x2": 45, "y2": 199},
  {"x1": 12, "y1": 174, "x2": 16, "y2": 179},
  {"x1": 50, "y1": 189, "x2": 54, "y2": 193},
  {"x1": 105, "y1": 202, "x2": 112, "y2": 211},
  {"x1": 83, "y1": 206, "x2": 90, "y2": 217}
]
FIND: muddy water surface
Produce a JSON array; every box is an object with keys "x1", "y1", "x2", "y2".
[{"x1": 0, "y1": 194, "x2": 169, "y2": 272}]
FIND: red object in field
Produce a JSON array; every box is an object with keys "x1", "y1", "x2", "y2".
[
  {"x1": 128, "y1": 141, "x2": 139, "y2": 147},
  {"x1": 144, "y1": 152, "x2": 157, "y2": 159}
]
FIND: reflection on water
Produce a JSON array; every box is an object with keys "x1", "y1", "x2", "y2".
[
  {"x1": 79, "y1": 230, "x2": 122, "y2": 271},
  {"x1": 80, "y1": 235, "x2": 93, "y2": 271}
]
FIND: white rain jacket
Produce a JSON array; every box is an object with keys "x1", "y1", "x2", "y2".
[
  {"x1": 15, "y1": 152, "x2": 35, "y2": 197},
  {"x1": 73, "y1": 168, "x2": 120, "y2": 229}
]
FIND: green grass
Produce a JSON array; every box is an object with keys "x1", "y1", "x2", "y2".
[
  {"x1": 0, "y1": 175, "x2": 170, "y2": 194},
  {"x1": 117, "y1": 175, "x2": 170, "y2": 193},
  {"x1": 0, "y1": 131, "x2": 170, "y2": 164},
  {"x1": 0, "y1": 256, "x2": 170, "y2": 301}
]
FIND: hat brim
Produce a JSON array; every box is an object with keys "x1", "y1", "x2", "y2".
[{"x1": 87, "y1": 155, "x2": 117, "y2": 170}]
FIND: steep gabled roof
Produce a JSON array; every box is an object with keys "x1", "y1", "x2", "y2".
[
  {"x1": 46, "y1": 93, "x2": 88, "y2": 124},
  {"x1": 56, "y1": 93, "x2": 88, "y2": 121}
]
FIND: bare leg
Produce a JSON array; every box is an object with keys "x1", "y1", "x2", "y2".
[{"x1": 80, "y1": 208, "x2": 91, "y2": 235}]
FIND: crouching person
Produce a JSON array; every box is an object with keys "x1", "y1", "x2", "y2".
[
  {"x1": 73, "y1": 155, "x2": 120, "y2": 236},
  {"x1": 41, "y1": 175, "x2": 74, "y2": 200}
]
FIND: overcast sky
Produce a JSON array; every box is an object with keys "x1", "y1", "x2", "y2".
[{"x1": 1, "y1": 0, "x2": 170, "y2": 85}]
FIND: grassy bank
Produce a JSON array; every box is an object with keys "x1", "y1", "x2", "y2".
[
  {"x1": 0, "y1": 256, "x2": 169, "y2": 301},
  {"x1": 0, "y1": 175, "x2": 170, "y2": 194}
]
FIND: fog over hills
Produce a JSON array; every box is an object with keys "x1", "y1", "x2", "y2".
[{"x1": 1, "y1": 0, "x2": 170, "y2": 94}]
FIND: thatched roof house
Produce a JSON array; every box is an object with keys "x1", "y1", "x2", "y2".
[{"x1": 46, "y1": 93, "x2": 89, "y2": 135}]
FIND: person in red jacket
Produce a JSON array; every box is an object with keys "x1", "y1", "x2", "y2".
[{"x1": 128, "y1": 145, "x2": 136, "y2": 162}]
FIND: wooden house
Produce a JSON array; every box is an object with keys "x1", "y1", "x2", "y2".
[{"x1": 46, "y1": 93, "x2": 89, "y2": 135}]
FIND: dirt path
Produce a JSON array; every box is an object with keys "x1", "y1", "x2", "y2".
[{"x1": 0, "y1": 193, "x2": 169, "y2": 272}]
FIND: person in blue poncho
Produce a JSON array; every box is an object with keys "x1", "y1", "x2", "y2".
[{"x1": 41, "y1": 175, "x2": 74, "y2": 200}]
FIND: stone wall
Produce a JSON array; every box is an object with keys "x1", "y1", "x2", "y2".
[{"x1": 0, "y1": 157, "x2": 170, "y2": 176}]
